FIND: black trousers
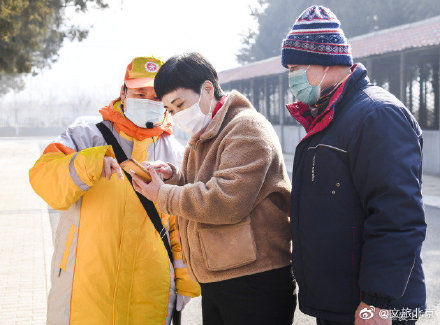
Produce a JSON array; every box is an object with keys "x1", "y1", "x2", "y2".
[
  {"x1": 316, "y1": 317, "x2": 417, "y2": 324},
  {"x1": 200, "y1": 266, "x2": 296, "y2": 325}
]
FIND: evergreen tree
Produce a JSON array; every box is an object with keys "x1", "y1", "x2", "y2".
[
  {"x1": 0, "y1": 0, "x2": 108, "y2": 94},
  {"x1": 237, "y1": 0, "x2": 440, "y2": 64}
]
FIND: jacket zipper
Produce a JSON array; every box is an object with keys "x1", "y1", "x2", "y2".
[
  {"x1": 59, "y1": 224, "x2": 76, "y2": 276},
  {"x1": 292, "y1": 138, "x2": 312, "y2": 294}
]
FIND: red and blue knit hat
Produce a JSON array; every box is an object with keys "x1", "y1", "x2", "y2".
[{"x1": 281, "y1": 6, "x2": 353, "y2": 68}]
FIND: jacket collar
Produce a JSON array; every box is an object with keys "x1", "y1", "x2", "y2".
[{"x1": 188, "y1": 91, "x2": 253, "y2": 146}]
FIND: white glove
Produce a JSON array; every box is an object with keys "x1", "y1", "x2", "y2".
[{"x1": 176, "y1": 294, "x2": 191, "y2": 311}]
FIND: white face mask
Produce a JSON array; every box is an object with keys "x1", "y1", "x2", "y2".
[
  {"x1": 124, "y1": 98, "x2": 166, "y2": 128},
  {"x1": 172, "y1": 88, "x2": 213, "y2": 136}
]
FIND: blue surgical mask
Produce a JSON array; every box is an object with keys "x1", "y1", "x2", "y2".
[{"x1": 288, "y1": 66, "x2": 327, "y2": 106}]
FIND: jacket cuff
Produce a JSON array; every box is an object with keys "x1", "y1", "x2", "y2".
[
  {"x1": 69, "y1": 153, "x2": 90, "y2": 191},
  {"x1": 362, "y1": 292, "x2": 393, "y2": 309},
  {"x1": 174, "y1": 268, "x2": 201, "y2": 298},
  {"x1": 158, "y1": 184, "x2": 176, "y2": 216},
  {"x1": 104, "y1": 145, "x2": 115, "y2": 158},
  {"x1": 74, "y1": 145, "x2": 113, "y2": 187},
  {"x1": 164, "y1": 163, "x2": 181, "y2": 185}
]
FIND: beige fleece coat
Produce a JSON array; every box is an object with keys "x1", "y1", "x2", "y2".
[{"x1": 158, "y1": 91, "x2": 292, "y2": 283}]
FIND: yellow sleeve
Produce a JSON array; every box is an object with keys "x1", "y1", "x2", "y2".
[
  {"x1": 29, "y1": 143, "x2": 114, "y2": 210},
  {"x1": 166, "y1": 214, "x2": 201, "y2": 298}
]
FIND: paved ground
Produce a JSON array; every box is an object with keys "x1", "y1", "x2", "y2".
[
  {"x1": 0, "y1": 137, "x2": 439, "y2": 324},
  {"x1": 0, "y1": 138, "x2": 52, "y2": 324}
]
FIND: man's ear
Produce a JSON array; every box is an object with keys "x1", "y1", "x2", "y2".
[{"x1": 120, "y1": 85, "x2": 126, "y2": 111}]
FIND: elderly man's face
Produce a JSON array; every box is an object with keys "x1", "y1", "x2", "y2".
[{"x1": 287, "y1": 64, "x2": 328, "y2": 87}]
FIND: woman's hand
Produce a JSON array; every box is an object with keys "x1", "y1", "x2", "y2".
[
  {"x1": 130, "y1": 166, "x2": 164, "y2": 202},
  {"x1": 141, "y1": 160, "x2": 173, "y2": 180}
]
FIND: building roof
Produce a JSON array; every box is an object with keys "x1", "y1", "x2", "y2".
[
  {"x1": 349, "y1": 15, "x2": 440, "y2": 58},
  {"x1": 219, "y1": 56, "x2": 285, "y2": 84},
  {"x1": 219, "y1": 15, "x2": 440, "y2": 84}
]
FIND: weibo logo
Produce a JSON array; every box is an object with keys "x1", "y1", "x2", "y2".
[{"x1": 359, "y1": 306, "x2": 375, "y2": 320}]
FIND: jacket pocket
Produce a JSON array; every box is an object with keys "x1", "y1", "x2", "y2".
[
  {"x1": 198, "y1": 218, "x2": 257, "y2": 271},
  {"x1": 58, "y1": 224, "x2": 76, "y2": 276},
  {"x1": 306, "y1": 143, "x2": 349, "y2": 195}
]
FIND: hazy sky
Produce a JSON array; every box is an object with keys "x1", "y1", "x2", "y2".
[{"x1": 5, "y1": 0, "x2": 261, "y2": 105}]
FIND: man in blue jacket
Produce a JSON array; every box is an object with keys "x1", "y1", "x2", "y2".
[{"x1": 281, "y1": 5, "x2": 426, "y2": 325}]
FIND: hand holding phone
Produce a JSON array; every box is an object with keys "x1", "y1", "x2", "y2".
[
  {"x1": 120, "y1": 158, "x2": 152, "y2": 182},
  {"x1": 142, "y1": 160, "x2": 172, "y2": 180}
]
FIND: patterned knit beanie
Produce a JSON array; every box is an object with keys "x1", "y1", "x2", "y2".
[{"x1": 281, "y1": 5, "x2": 353, "y2": 68}]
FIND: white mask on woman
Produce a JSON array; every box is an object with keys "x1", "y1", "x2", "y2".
[
  {"x1": 173, "y1": 88, "x2": 213, "y2": 136},
  {"x1": 124, "y1": 98, "x2": 166, "y2": 128}
]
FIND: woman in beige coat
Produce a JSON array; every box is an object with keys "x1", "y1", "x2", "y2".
[{"x1": 129, "y1": 52, "x2": 296, "y2": 325}]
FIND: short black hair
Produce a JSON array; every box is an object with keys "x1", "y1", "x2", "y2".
[{"x1": 154, "y1": 52, "x2": 223, "y2": 100}]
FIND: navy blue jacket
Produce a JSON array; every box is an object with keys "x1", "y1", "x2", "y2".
[{"x1": 288, "y1": 63, "x2": 426, "y2": 322}]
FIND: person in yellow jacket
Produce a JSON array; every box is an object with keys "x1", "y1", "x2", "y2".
[{"x1": 29, "y1": 56, "x2": 200, "y2": 324}]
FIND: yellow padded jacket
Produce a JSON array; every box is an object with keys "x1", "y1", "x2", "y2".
[{"x1": 29, "y1": 105, "x2": 200, "y2": 324}]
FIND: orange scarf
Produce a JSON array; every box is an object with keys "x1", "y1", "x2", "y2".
[{"x1": 99, "y1": 98, "x2": 173, "y2": 141}]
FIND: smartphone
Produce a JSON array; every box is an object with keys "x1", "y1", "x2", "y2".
[{"x1": 120, "y1": 158, "x2": 152, "y2": 182}]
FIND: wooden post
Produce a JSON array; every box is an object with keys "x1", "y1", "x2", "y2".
[
  {"x1": 365, "y1": 57, "x2": 373, "y2": 81},
  {"x1": 399, "y1": 52, "x2": 406, "y2": 102},
  {"x1": 250, "y1": 78, "x2": 255, "y2": 104},
  {"x1": 263, "y1": 77, "x2": 268, "y2": 117},
  {"x1": 437, "y1": 46, "x2": 440, "y2": 129}
]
